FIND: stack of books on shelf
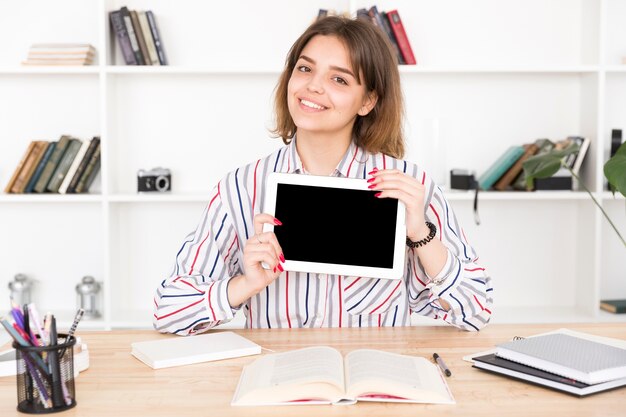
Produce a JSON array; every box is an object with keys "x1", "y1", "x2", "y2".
[
  {"x1": 317, "y1": 6, "x2": 416, "y2": 65},
  {"x1": 109, "y1": 6, "x2": 167, "y2": 66},
  {"x1": 3, "y1": 136, "x2": 101, "y2": 195},
  {"x1": 472, "y1": 332, "x2": 626, "y2": 396},
  {"x1": 477, "y1": 136, "x2": 590, "y2": 191},
  {"x1": 22, "y1": 44, "x2": 95, "y2": 66}
]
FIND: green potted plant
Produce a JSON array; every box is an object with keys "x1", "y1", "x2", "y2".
[{"x1": 522, "y1": 141, "x2": 626, "y2": 247}]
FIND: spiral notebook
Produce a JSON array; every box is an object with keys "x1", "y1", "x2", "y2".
[{"x1": 496, "y1": 333, "x2": 626, "y2": 385}]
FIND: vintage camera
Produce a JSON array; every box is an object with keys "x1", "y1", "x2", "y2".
[{"x1": 137, "y1": 167, "x2": 171, "y2": 192}]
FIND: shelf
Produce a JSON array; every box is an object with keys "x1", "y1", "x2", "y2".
[
  {"x1": 105, "y1": 66, "x2": 282, "y2": 75},
  {"x1": 0, "y1": 66, "x2": 99, "y2": 75},
  {"x1": 0, "y1": 194, "x2": 102, "y2": 203},
  {"x1": 445, "y1": 190, "x2": 592, "y2": 201},
  {"x1": 107, "y1": 193, "x2": 210, "y2": 203},
  {"x1": 601, "y1": 192, "x2": 625, "y2": 201},
  {"x1": 399, "y1": 65, "x2": 600, "y2": 74}
]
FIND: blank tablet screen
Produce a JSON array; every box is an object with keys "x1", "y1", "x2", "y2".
[{"x1": 274, "y1": 183, "x2": 398, "y2": 268}]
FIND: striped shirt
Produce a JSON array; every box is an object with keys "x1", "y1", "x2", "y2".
[{"x1": 153, "y1": 139, "x2": 493, "y2": 334}]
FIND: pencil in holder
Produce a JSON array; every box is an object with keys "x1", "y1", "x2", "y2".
[{"x1": 13, "y1": 334, "x2": 77, "y2": 414}]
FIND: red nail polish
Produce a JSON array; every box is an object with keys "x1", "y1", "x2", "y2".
[
  {"x1": 367, "y1": 168, "x2": 378, "y2": 175},
  {"x1": 273, "y1": 266, "x2": 277, "y2": 273},
  {"x1": 367, "y1": 177, "x2": 376, "y2": 183},
  {"x1": 277, "y1": 263, "x2": 284, "y2": 272},
  {"x1": 274, "y1": 218, "x2": 283, "y2": 226},
  {"x1": 368, "y1": 184, "x2": 377, "y2": 189},
  {"x1": 375, "y1": 192, "x2": 382, "y2": 197},
  {"x1": 280, "y1": 253, "x2": 285, "y2": 262}
]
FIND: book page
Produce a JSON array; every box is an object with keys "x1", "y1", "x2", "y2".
[
  {"x1": 232, "y1": 346, "x2": 346, "y2": 405},
  {"x1": 344, "y1": 349, "x2": 454, "y2": 404}
]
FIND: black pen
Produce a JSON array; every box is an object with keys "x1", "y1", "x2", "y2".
[
  {"x1": 48, "y1": 316, "x2": 64, "y2": 407},
  {"x1": 433, "y1": 352, "x2": 452, "y2": 377}
]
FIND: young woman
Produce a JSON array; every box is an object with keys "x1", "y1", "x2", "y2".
[{"x1": 153, "y1": 16, "x2": 492, "y2": 334}]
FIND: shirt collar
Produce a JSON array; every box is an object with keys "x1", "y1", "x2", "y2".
[{"x1": 283, "y1": 137, "x2": 370, "y2": 179}]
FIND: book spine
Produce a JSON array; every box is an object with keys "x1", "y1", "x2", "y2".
[
  {"x1": 121, "y1": 7, "x2": 145, "y2": 65},
  {"x1": 371, "y1": 7, "x2": 405, "y2": 65},
  {"x1": 24, "y1": 142, "x2": 56, "y2": 193},
  {"x1": 130, "y1": 10, "x2": 151, "y2": 66},
  {"x1": 138, "y1": 11, "x2": 160, "y2": 65},
  {"x1": 109, "y1": 10, "x2": 137, "y2": 65},
  {"x1": 494, "y1": 144, "x2": 539, "y2": 191},
  {"x1": 33, "y1": 135, "x2": 70, "y2": 193},
  {"x1": 58, "y1": 139, "x2": 90, "y2": 194},
  {"x1": 146, "y1": 11, "x2": 168, "y2": 65},
  {"x1": 479, "y1": 146, "x2": 526, "y2": 190},
  {"x1": 67, "y1": 137, "x2": 100, "y2": 193},
  {"x1": 46, "y1": 139, "x2": 81, "y2": 193},
  {"x1": 386, "y1": 10, "x2": 416, "y2": 65},
  {"x1": 11, "y1": 141, "x2": 48, "y2": 193},
  {"x1": 4, "y1": 141, "x2": 37, "y2": 193},
  {"x1": 74, "y1": 145, "x2": 101, "y2": 193}
]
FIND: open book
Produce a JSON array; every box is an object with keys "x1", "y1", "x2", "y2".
[{"x1": 231, "y1": 346, "x2": 455, "y2": 406}]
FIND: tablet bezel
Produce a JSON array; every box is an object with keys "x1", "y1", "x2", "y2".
[{"x1": 262, "y1": 172, "x2": 406, "y2": 279}]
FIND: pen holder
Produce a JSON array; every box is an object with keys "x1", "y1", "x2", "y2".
[{"x1": 13, "y1": 334, "x2": 77, "y2": 414}]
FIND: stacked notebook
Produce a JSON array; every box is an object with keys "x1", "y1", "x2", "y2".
[{"x1": 472, "y1": 333, "x2": 626, "y2": 396}]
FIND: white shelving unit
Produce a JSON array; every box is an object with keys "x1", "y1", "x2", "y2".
[{"x1": 0, "y1": 0, "x2": 624, "y2": 330}]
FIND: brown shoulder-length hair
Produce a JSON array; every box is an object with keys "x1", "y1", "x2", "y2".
[{"x1": 271, "y1": 16, "x2": 405, "y2": 159}]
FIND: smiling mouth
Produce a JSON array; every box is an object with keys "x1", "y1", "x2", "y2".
[{"x1": 300, "y1": 99, "x2": 326, "y2": 110}]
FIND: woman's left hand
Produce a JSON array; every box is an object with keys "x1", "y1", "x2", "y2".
[{"x1": 367, "y1": 168, "x2": 430, "y2": 241}]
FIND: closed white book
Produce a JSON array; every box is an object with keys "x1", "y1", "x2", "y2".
[
  {"x1": 131, "y1": 331, "x2": 261, "y2": 370},
  {"x1": 496, "y1": 333, "x2": 626, "y2": 385}
]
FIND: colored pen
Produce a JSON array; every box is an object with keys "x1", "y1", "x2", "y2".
[
  {"x1": 0, "y1": 317, "x2": 49, "y2": 374},
  {"x1": 28, "y1": 303, "x2": 48, "y2": 346},
  {"x1": 67, "y1": 308, "x2": 85, "y2": 339},
  {"x1": 433, "y1": 352, "x2": 452, "y2": 377}
]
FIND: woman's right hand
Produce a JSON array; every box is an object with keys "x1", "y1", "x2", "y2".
[{"x1": 228, "y1": 214, "x2": 285, "y2": 307}]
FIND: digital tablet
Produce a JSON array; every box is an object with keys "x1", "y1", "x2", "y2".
[{"x1": 262, "y1": 173, "x2": 406, "y2": 279}]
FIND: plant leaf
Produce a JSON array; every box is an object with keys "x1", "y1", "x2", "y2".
[
  {"x1": 522, "y1": 144, "x2": 580, "y2": 189},
  {"x1": 604, "y1": 142, "x2": 626, "y2": 198}
]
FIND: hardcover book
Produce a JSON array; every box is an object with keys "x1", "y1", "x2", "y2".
[
  {"x1": 478, "y1": 145, "x2": 526, "y2": 190},
  {"x1": 473, "y1": 353, "x2": 626, "y2": 396},
  {"x1": 137, "y1": 11, "x2": 160, "y2": 65},
  {"x1": 493, "y1": 142, "x2": 540, "y2": 191},
  {"x1": 130, "y1": 10, "x2": 151, "y2": 65},
  {"x1": 146, "y1": 11, "x2": 168, "y2": 65},
  {"x1": 10, "y1": 141, "x2": 48, "y2": 193},
  {"x1": 66, "y1": 137, "x2": 100, "y2": 193},
  {"x1": 386, "y1": 10, "x2": 416, "y2": 65},
  {"x1": 58, "y1": 139, "x2": 91, "y2": 194},
  {"x1": 120, "y1": 6, "x2": 145, "y2": 65},
  {"x1": 33, "y1": 135, "x2": 70, "y2": 193},
  {"x1": 130, "y1": 331, "x2": 261, "y2": 370},
  {"x1": 600, "y1": 299, "x2": 626, "y2": 314},
  {"x1": 369, "y1": 6, "x2": 405, "y2": 65},
  {"x1": 231, "y1": 346, "x2": 454, "y2": 406},
  {"x1": 513, "y1": 139, "x2": 555, "y2": 190},
  {"x1": 496, "y1": 333, "x2": 626, "y2": 385},
  {"x1": 24, "y1": 141, "x2": 56, "y2": 193},
  {"x1": 109, "y1": 9, "x2": 137, "y2": 65},
  {"x1": 74, "y1": 144, "x2": 101, "y2": 193},
  {"x1": 46, "y1": 138, "x2": 82, "y2": 193},
  {"x1": 4, "y1": 141, "x2": 37, "y2": 193}
]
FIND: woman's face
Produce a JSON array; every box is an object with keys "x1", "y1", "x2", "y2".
[{"x1": 287, "y1": 35, "x2": 376, "y2": 141}]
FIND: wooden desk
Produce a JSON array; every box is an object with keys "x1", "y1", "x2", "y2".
[{"x1": 1, "y1": 323, "x2": 625, "y2": 416}]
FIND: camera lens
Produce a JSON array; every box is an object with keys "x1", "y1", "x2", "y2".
[{"x1": 155, "y1": 175, "x2": 170, "y2": 192}]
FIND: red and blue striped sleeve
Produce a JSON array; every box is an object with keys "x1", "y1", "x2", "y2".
[
  {"x1": 152, "y1": 183, "x2": 243, "y2": 335},
  {"x1": 405, "y1": 169, "x2": 493, "y2": 331}
]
